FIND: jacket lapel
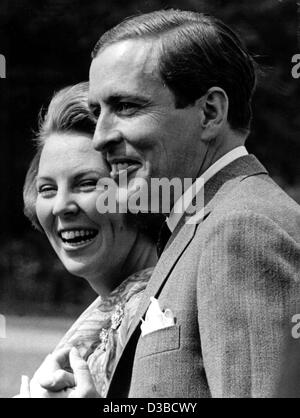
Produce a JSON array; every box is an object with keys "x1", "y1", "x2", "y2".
[
  {"x1": 127, "y1": 219, "x2": 198, "y2": 339},
  {"x1": 107, "y1": 154, "x2": 268, "y2": 396},
  {"x1": 107, "y1": 220, "x2": 197, "y2": 397}
]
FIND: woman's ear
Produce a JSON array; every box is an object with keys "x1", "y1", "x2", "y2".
[{"x1": 196, "y1": 87, "x2": 229, "y2": 142}]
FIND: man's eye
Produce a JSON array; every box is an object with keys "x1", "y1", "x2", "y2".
[
  {"x1": 37, "y1": 185, "x2": 57, "y2": 197},
  {"x1": 116, "y1": 102, "x2": 139, "y2": 115}
]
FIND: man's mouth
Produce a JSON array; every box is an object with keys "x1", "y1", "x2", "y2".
[
  {"x1": 108, "y1": 158, "x2": 142, "y2": 181},
  {"x1": 58, "y1": 228, "x2": 99, "y2": 248}
]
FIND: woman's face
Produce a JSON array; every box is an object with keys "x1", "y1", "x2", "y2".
[{"x1": 36, "y1": 132, "x2": 137, "y2": 288}]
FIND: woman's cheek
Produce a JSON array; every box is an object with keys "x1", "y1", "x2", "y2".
[
  {"x1": 36, "y1": 198, "x2": 52, "y2": 232},
  {"x1": 83, "y1": 192, "x2": 105, "y2": 222}
]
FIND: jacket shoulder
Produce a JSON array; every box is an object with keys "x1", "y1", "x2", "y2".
[{"x1": 210, "y1": 174, "x2": 300, "y2": 241}]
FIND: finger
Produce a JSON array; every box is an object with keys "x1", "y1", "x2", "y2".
[
  {"x1": 30, "y1": 375, "x2": 70, "y2": 398},
  {"x1": 39, "y1": 369, "x2": 75, "y2": 392},
  {"x1": 34, "y1": 347, "x2": 70, "y2": 378},
  {"x1": 30, "y1": 376, "x2": 54, "y2": 398},
  {"x1": 19, "y1": 375, "x2": 31, "y2": 398},
  {"x1": 34, "y1": 347, "x2": 71, "y2": 382},
  {"x1": 69, "y1": 347, "x2": 93, "y2": 389},
  {"x1": 50, "y1": 347, "x2": 73, "y2": 370},
  {"x1": 41, "y1": 347, "x2": 72, "y2": 373},
  {"x1": 34, "y1": 347, "x2": 73, "y2": 392}
]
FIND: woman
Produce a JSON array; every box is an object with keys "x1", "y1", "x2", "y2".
[{"x1": 21, "y1": 81, "x2": 162, "y2": 397}]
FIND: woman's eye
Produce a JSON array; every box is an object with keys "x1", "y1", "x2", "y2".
[
  {"x1": 90, "y1": 104, "x2": 101, "y2": 119},
  {"x1": 37, "y1": 185, "x2": 57, "y2": 197},
  {"x1": 77, "y1": 180, "x2": 98, "y2": 191}
]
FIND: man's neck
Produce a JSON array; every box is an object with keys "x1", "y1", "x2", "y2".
[
  {"x1": 198, "y1": 131, "x2": 246, "y2": 179},
  {"x1": 166, "y1": 141, "x2": 249, "y2": 233}
]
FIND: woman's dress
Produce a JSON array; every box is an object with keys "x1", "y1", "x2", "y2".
[{"x1": 55, "y1": 267, "x2": 153, "y2": 397}]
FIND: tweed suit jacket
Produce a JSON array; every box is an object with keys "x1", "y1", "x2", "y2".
[{"x1": 107, "y1": 155, "x2": 300, "y2": 398}]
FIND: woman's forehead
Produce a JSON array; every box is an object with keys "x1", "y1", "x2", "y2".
[{"x1": 38, "y1": 132, "x2": 109, "y2": 177}]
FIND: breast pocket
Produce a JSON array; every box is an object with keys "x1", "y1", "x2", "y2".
[{"x1": 136, "y1": 325, "x2": 181, "y2": 359}]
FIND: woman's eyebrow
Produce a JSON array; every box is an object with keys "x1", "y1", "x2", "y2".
[
  {"x1": 73, "y1": 170, "x2": 104, "y2": 180},
  {"x1": 36, "y1": 170, "x2": 104, "y2": 182},
  {"x1": 88, "y1": 99, "x2": 100, "y2": 110},
  {"x1": 36, "y1": 176, "x2": 53, "y2": 183}
]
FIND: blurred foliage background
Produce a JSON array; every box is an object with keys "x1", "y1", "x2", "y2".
[{"x1": 0, "y1": 0, "x2": 299, "y2": 316}]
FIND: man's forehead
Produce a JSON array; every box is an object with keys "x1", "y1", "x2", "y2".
[
  {"x1": 89, "y1": 39, "x2": 163, "y2": 98},
  {"x1": 97, "y1": 39, "x2": 160, "y2": 72}
]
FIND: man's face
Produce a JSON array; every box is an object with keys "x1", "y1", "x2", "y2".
[{"x1": 89, "y1": 39, "x2": 205, "y2": 210}]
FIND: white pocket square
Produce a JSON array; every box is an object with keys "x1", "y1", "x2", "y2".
[{"x1": 141, "y1": 297, "x2": 175, "y2": 337}]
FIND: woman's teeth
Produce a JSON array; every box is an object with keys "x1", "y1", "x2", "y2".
[{"x1": 60, "y1": 229, "x2": 98, "y2": 246}]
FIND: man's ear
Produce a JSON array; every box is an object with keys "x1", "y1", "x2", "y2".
[{"x1": 196, "y1": 87, "x2": 229, "y2": 142}]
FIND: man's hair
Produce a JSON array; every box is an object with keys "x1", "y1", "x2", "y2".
[
  {"x1": 92, "y1": 9, "x2": 256, "y2": 133},
  {"x1": 23, "y1": 81, "x2": 96, "y2": 231}
]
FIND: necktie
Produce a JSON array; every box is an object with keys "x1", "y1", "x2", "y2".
[{"x1": 156, "y1": 221, "x2": 172, "y2": 257}]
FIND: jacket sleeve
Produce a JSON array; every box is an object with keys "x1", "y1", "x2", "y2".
[{"x1": 197, "y1": 210, "x2": 300, "y2": 398}]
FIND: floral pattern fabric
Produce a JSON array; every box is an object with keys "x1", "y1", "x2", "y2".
[{"x1": 54, "y1": 267, "x2": 153, "y2": 397}]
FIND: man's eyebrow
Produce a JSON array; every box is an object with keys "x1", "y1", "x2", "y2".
[
  {"x1": 89, "y1": 93, "x2": 151, "y2": 107},
  {"x1": 107, "y1": 93, "x2": 151, "y2": 103}
]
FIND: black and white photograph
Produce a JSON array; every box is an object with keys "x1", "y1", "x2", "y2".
[{"x1": 0, "y1": 0, "x2": 299, "y2": 400}]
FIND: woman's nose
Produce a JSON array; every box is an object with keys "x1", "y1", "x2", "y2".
[{"x1": 52, "y1": 192, "x2": 79, "y2": 217}]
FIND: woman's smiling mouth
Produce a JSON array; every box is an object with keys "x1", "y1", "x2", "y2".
[{"x1": 58, "y1": 228, "x2": 99, "y2": 249}]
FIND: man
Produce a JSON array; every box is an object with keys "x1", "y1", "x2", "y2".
[{"x1": 36, "y1": 9, "x2": 300, "y2": 397}]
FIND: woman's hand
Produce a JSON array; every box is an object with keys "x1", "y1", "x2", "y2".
[
  {"x1": 61, "y1": 346, "x2": 100, "y2": 398},
  {"x1": 31, "y1": 347, "x2": 75, "y2": 397},
  {"x1": 14, "y1": 347, "x2": 99, "y2": 398},
  {"x1": 31, "y1": 347, "x2": 99, "y2": 398},
  {"x1": 14, "y1": 347, "x2": 75, "y2": 398}
]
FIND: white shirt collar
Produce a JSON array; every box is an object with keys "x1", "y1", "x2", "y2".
[{"x1": 167, "y1": 146, "x2": 248, "y2": 233}]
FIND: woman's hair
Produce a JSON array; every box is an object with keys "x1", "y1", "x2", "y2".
[
  {"x1": 23, "y1": 81, "x2": 97, "y2": 231},
  {"x1": 23, "y1": 82, "x2": 164, "y2": 240}
]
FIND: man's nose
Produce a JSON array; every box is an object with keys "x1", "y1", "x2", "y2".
[
  {"x1": 52, "y1": 191, "x2": 79, "y2": 218},
  {"x1": 92, "y1": 113, "x2": 122, "y2": 152}
]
